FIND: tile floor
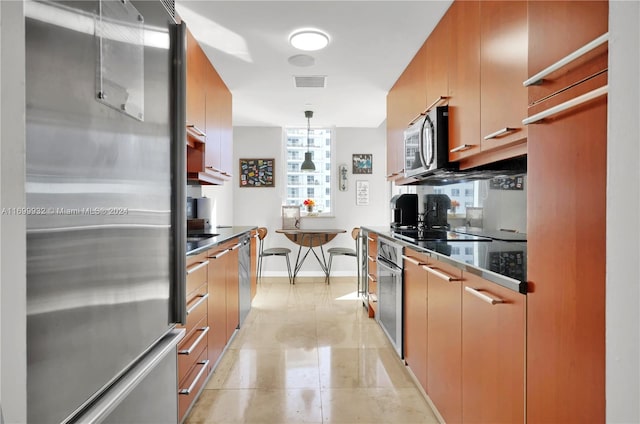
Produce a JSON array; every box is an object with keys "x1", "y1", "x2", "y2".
[{"x1": 185, "y1": 277, "x2": 439, "y2": 424}]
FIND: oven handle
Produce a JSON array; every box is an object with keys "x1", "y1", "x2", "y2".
[{"x1": 377, "y1": 258, "x2": 402, "y2": 274}]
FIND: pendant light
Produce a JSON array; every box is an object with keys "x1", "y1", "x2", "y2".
[{"x1": 300, "y1": 110, "x2": 316, "y2": 172}]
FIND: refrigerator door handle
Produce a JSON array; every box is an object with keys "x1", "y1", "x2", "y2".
[{"x1": 170, "y1": 21, "x2": 187, "y2": 325}]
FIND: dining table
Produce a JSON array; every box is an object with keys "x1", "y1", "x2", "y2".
[{"x1": 275, "y1": 228, "x2": 346, "y2": 282}]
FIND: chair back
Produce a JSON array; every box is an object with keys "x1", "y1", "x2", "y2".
[
  {"x1": 257, "y1": 227, "x2": 268, "y2": 240},
  {"x1": 351, "y1": 227, "x2": 360, "y2": 241}
]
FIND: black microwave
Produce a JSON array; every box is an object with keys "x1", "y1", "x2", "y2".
[{"x1": 403, "y1": 106, "x2": 456, "y2": 178}]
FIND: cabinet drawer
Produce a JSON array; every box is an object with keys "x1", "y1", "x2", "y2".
[
  {"x1": 186, "y1": 254, "x2": 209, "y2": 297},
  {"x1": 178, "y1": 314, "x2": 209, "y2": 383},
  {"x1": 178, "y1": 346, "x2": 209, "y2": 422},
  {"x1": 183, "y1": 283, "x2": 208, "y2": 337}
]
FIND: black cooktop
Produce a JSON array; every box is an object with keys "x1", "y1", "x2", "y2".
[{"x1": 392, "y1": 228, "x2": 492, "y2": 243}]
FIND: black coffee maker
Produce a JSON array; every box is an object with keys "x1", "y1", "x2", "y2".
[
  {"x1": 424, "y1": 194, "x2": 451, "y2": 229},
  {"x1": 390, "y1": 194, "x2": 418, "y2": 228}
]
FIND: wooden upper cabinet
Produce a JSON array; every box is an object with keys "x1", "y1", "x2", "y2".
[
  {"x1": 386, "y1": 46, "x2": 426, "y2": 181},
  {"x1": 204, "y1": 61, "x2": 222, "y2": 174},
  {"x1": 425, "y1": 10, "x2": 450, "y2": 107},
  {"x1": 479, "y1": 1, "x2": 528, "y2": 152},
  {"x1": 186, "y1": 26, "x2": 233, "y2": 184},
  {"x1": 527, "y1": 1, "x2": 608, "y2": 104},
  {"x1": 447, "y1": 0, "x2": 481, "y2": 161},
  {"x1": 462, "y1": 273, "x2": 526, "y2": 424},
  {"x1": 186, "y1": 28, "x2": 206, "y2": 140}
]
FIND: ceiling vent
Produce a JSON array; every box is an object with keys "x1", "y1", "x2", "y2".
[{"x1": 294, "y1": 75, "x2": 327, "y2": 88}]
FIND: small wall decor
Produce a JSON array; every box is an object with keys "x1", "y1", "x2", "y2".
[
  {"x1": 489, "y1": 176, "x2": 524, "y2": 190},
  {"x1": 356, "y1": 180, "x2": 370, "y2": 205},
  {"x1": 239, "y1": 158, "x2": 275, "y2": 187},
  {"x1": 352, "y1": 154, "x2": 373, "y2": 174},
  {"x1": 338, "y1": 164, "x2": 348, "y2": 191}
]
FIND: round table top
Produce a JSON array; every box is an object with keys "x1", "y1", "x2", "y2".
[{"x1": 276, "y1": 229, "x2": 346, "y2": 247}]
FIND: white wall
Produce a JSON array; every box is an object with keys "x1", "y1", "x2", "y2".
[
  {"x1": 232, "y1": 125, "x2": 388, "y2": 276},
  {"x1": 0, "y1": 1, "x2": 27, "y2": 422},
  {"x1": 607, "y1": 2, "x2": 640, "y2": 422}
]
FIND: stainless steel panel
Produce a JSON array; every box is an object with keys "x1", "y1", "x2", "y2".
[
  {"x1": 238, "y1": 236, "x2": 251, "y2": 325},
  {"x1": 25, "y1": 1, "x2": 178, "y2": 423}
]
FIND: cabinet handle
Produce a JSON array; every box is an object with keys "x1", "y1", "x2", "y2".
[
  {"x1": 367, "y1": 255, "x2": 376, "y2": 262},
  {"x1": 465, "y1": 286, "x2": 504, "y2": 305},
  {"x1": 450, "y1": 144, "x2": 476, "y2": 153},
  {"x1": 425, "y1": 95, "x2": 449, "y2": 113},
  {"x1": 186, "y1": 124, "x2": 207, "y2": 137},
  {"x1": 401, "y1": 254, "x2": 426, "y2": 266},
  {"x1": 179, "y1": 360, "x2": 210, "y2": 395},
  {"x1": 205, "y1": 165, "x2": 221, "y2": 173},
  {"x1": 522, "y1": 85, "x2": 608, "y2": 126},
  {"x1": 367, "y1": 273, "x2": 377, "y2": 282},
  {"x1": 186, "y1": 293, "x2": 209, "y2": 315},
  {"x1": 208, "y1": 249, "x2": 229, "y2": 259},
  {"x1": 178, "y1": 327, "x2": 210, "y2": 355},
  {"x1": 186, "y1": 260, "x2": 209, "y2": 275},
  {"x1": 230, "y1": 242, "x2": 242, "y2": 251},
  {"x1": 483, "y1": 127, "x2": 518, "y2": 140},
  {"x1": 523, "y1": 32, "x2": 608, "y2": 87},
  {"x1": 421, "y1": 265, "x2": 461, "y2": 282},
  {"x1": 407, "y1": 96, "x2": 449, "y2": 126},
  {"x1": 367, "y1": 236, "x2": 375, "y2": 242}
]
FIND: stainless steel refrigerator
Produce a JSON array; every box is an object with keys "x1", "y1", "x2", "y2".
[{"x1": 25, "y1": 1, "x2": 186, "y2": 422}]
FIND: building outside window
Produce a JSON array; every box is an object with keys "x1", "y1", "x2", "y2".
[{"x1": 284, "y1": 127, "x2": 333, "y2": 214}]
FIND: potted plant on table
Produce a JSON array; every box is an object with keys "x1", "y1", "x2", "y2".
[{"x1": 303, "y1": 198, "x2": 315, "y2": 213}]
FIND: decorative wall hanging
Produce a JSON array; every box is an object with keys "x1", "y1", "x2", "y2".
[
  {"x1": 352, "y1": 153, "x2": 372, "y2": 174},
  {"x1": 356, "y1": 180, "x2": 370, "y2": 205},
  {"x1": 489, "y1": 176, "x2": 524, "y2": 190},
  {"x1": 338, "y1": 164, "x2": 348, "y2": 191},
  {"x1": 239, "y1": 158, "x2": 275, "y2": 187}
]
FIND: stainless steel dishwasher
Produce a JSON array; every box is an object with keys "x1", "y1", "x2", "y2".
[
  {"x1": 377, "y1": 237, "x2": 404, "y2": 358},
  {"x1": 238, "y1": 234, "x2": 251, "y2": 326}
]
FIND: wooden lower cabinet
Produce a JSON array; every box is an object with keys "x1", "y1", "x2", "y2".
[
  {"x1": 207, "y1": 244, "x2": 229, "y2": 367},
  {"x1": 426, "y1": 258, "x2": 463, "y2": 424},
  {"x1": 462, "y1": 273, "x2": 525, "y2": 423},
  {"x1": 366, "y1": 232, "x2": 378, "y2": 317},
  {"x1": 178, "y1": 253, "x2": 210, "y2": 423},
  {"x1": 403, "y1": 248, "x2": 429, "y2": 392}
]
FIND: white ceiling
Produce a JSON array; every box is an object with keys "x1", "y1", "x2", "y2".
[{"x1": 176, "y1": 1, "x2": 453, "y2": 128}]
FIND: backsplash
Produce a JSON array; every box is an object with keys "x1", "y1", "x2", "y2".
[{"x1": 415, "y1": 176, "x2": 527, "y2": 233}]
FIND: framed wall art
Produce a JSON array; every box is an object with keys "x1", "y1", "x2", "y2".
[
  {"x1": 356, "y1": 180, "x2": 370, "y2": 205},
  {"x1": 352, "y1": 153, "x2": 372, "y2": 174},
  {"x1": 239, "y1": 158, "x2": 275, "y2": 187}
]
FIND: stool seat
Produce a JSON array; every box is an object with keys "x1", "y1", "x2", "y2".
[
  {"x1": 263, "y1": 247, "x2": 292, "y2": 255},
  {"x1": 257, "y1": 227, "x2": 293, "y2": 284},
  {"x1": 327, "y1": 247, "x2": 356, "y2": 256}
]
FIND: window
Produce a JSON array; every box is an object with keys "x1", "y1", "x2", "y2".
[{"x1": 285, "y1": 127, "x2": 333, "y2": 213}]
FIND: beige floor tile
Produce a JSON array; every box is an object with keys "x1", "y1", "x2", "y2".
[
  {"x1": 186, "y1": 388, "x2": 323, "y2": 424},
  {"x1": 318, "y1": 347, "x2": 415, "y2": 389},
  {"x1": 320, "y1": 388, "x2": 439, "y2": 424},
  {"x1": 206, "y1": 347, "x2": 320, "y2": 390},
  {"x1": 186, "y1": 279, "x2": 437, "y2": 424}
]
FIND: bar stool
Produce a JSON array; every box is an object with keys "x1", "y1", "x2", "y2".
[
  {"x1": 257, "y1": 227, "x2": 293, "y2": 284},
  {"x1": 326, "y1": 227, "x2": 360, "y2": 286}
]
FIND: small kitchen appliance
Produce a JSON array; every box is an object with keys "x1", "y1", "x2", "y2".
[
  {"x1": 390, "y1": 194, "x2": 418, "y2": 228},
  {"x1": 424, "y1": 194, "x2": 451, "y2": 229}
]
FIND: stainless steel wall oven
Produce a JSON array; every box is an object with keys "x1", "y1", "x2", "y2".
[{"x1": 376, "y1": 237, "x2": 404, "y2": 357}]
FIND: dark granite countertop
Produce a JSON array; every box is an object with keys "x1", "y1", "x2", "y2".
[
  {"x1": 362, "y1": 226, "x2": 527, "y2": 294},
  {"x1": 186, "y1": 226, "x2": 257, "y2": 256}
]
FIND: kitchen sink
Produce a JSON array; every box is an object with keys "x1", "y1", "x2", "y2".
[{"x1": 186, "y1": 233, "x2": 219, "y2": 242}]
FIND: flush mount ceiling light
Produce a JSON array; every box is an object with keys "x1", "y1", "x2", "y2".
[
  {"x1": 289, "y1": 29, "x2": 330, "y2": 51},
  {"x1": 300, "y1": 110, "x2": 316, "y2": 172}
]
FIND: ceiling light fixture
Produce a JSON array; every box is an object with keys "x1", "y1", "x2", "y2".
[
  {"x1": 300, "y1": 110, "x2": 316, "y2": 172},
  {"x1": 289, "y1": 29, "x2": 330, "y2": 51}
]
